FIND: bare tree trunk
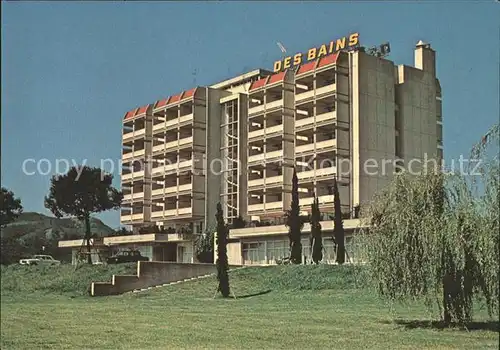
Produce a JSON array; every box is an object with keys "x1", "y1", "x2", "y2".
[{"x1": 85, "y1": 214, "x2": 92, "y2": 264}]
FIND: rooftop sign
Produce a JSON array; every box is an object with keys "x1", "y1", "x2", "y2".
[{"x1": 273, "y1": 32, "x2": 360, "y2": 72}]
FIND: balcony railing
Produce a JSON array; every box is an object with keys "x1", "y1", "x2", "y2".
[
  {"x1": 123, "y1": 128, "x2": 145, "y2": 142},
  {"x1": 248, "y1": 124, "x2": 283, "y2": 140},
  {"x1": 151, "y1": 207, "x2": 193, "y2": 219},
  {"x1": 120, "y1": 214, "x2": 132, "y2": 223},
  {"x1": 265, "y1": 99, "x2": 283, "y2": 111},
  {"x1": 153, "y1": 136, "x2": 193, "y2": 153},
  {"x1": 248, "y1": 104, "x2": 265, "y2": 116},
  {"x1": 132, "y1": 213, "x2": 144, "y2": 221},
  {"x1": 151, "y1": 159, "x2": 193, "y2": 176},
  {"x1": 296, "y1": 89, "x2": 314, "y2": 103},
  {"x1": 153, "y1": 114, "x2": 193, "y2": 133},
  {"x1": 122, "y1": 212, "x2": 143, "y2": 222},
  {"x1": 122, "y1": 192, "x2": 144, "y2": 201},
  {"x1": 121, "y1": 170, "x2": 144, "y2": 182},
  {"x1": 123, "y1": 149, "x2": 145, "y2": 161},
  {"x1": 300, "y1": 195, "x2": 334, "y2": 207},
  {"x1": 295, "y1": 139, "x2": 336, "y2": 155},
  {"x1": 297, "y1": 166, "x2": 336, "y2": 181},
  {"x1": 295, "y1": 111, "x2": 336, "y2": 130},
  {"x1": 315, "y1": 84, "x2": 336, "y2": 98},
  {"x1": 248, "y1": 201, "x2": 283, "y2": 213},
  {"x1": 151, "y1": 183, "x2": 192, "y2": 197},
  {"x1": 248, "y1": 175, "x2": 282, "y2": 188},
  {"x1": 296, "y1": 84, "x2": 336, "y2": 103},
  {"x1": 248, "y1": 150, "x2": 283, "y2": 164}
]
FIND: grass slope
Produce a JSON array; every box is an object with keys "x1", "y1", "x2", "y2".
[
  {"x1": 1, "y1": 265, "x2": 498, "y2": 349},
  {"x1": 1, "y1": 263, "x2": 136, "y2": 297}
]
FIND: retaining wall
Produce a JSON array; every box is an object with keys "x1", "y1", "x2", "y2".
[{"x1": 91, "y1": 261, "x2": 238, "y2": 296}]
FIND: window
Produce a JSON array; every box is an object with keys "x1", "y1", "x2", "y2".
[
  {"x1": 323, "y1": 239, "x2": 336, "y2": 263},
  {"x1": 266, "y1": 240, "x2": 288, "y2": 263},
  {"x1": 242, "y1": 242, "x2": 265, "y2": 265}
]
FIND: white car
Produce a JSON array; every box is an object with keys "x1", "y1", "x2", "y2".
[{"x1": 19, "y1": 255, "x2": 61, "y2": 266}]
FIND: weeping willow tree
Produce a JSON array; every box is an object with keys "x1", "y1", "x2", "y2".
[{"x1": 360, "y1": 125, "x2": 499, "y2": 325}]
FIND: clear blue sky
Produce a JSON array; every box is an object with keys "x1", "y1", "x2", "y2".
[{"x1": 2, "y1": 2, "x2": 499, "y2": 228}]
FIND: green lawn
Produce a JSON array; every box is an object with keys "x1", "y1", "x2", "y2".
[{"x1": 1, "y1": 265, "x2": 498, "y2": 349}]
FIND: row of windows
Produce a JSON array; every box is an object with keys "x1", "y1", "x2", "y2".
[{"x1": 242, "y1": 237, "x2": 358, "y2": 265}]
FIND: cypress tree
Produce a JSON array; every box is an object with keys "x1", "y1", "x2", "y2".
[
  {"x1": 332, "y1": 178, "x2": 345, "y2": 264},
  {"x1": 285, "y1": 168, "x2": 303, "y2": 264},
  {"x1": 215, "y1": 203, "x2": 230, "y2": 297},
  {"x1": 310, "y1": 195, "x2": 323, "y2": 264}
]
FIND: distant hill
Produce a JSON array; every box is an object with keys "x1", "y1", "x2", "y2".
[{"x1": 1, "y1": 212, "x2": 115, "y2": 243}]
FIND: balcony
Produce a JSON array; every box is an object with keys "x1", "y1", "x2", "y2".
[
  {"x1": 296, "y1": 89, "x2": 315, "y2": 104},
  {"x1": 229, "y1": 219, "x2": 365, "y2": 239},
  {"x1": 153, "y1": 114, "x2": 193, "y2": 133},
  {"x1": 121, "y1": 170, "x2": 144, "y2": 182},
  {"x1": 295, "y1": 111, "x2": 336, "y2": 130},
  {"x1": 122, "y1": 151, "x2": 133, "y2": 162},
  {"x1": 248, "y1": 150, "x2": 283, "y2": 164},
  {"x1": 123, "y1": 128, "x2": 145, "y2": 142},
  {"x1": 151, "y1": 207, "x2": 193, "y2": 219},
  {"x1": 179, "y1": 136, "x2": 193, "y2": 148},
  {"x1": 300, "y1": 195, "x2": 334, "y2": 207},
  {"x1": 120, "y1": 214, "x2": 132, "y2": 223},
  {"x1": 248, "y1": 124, "x2": 283, "y2": 140},
  {"x1": 153, "y1": 136, "x2": 193, "y2": 154},
  {"x1": 120, "y1": 212, "x2": 143, "y2": 222},
  {"x1": 133, "y1": 149, "x2": 145, "y2": 158},
  {"x1": 295, "y1": 139, "x2": 336, "y2": 155},
  {"x1": 122, "y1": 192, "x2": 144, "y2": 202},
  {"x1": 123, "y1": 149, "x2": 146, "y2": 161},
  {"x1": 132, "y1": 213, "x2": 144, "y2": 221},
  {"x1": 315, "y1": 84, "x2": 336, "y2": 98},
  {"x1": 248, "y1": 175, "x2": 283, "y2": 189},
  {"x1": 296, "y1": 84, "x2": 336, "y2": 104},
  {"x1": 249, "y1": 104, "x2": 265, "y2": 116},
  {"x1": 297, "y1": 166, "x2": 336, "y2": 181},
  {"x1": 151, "y1": 183, "x2": 192, "y2": 197},
  {"x1": 248, "y1": 201, "x2": 283, "y2": 213},
  {"x1": 151, "y1": 160, "x2": 193, "y2": 176},
  {"x1": 265, "y1": 99, "x2": 284, "y2": 112}
]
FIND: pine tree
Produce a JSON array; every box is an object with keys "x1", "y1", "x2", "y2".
[
  {"x1": 285, "y1": 168, "x2": 303, "y2": 264},
  {"x1": 310, "y1": 195, "x2": 323, "y2": 264},
  {"x1": 215, "y1": 203, "x2": 230, "y2": 297},
  {"x1": 44, "y1": 166, "x2": 122, "y2": 264},
  {"x1": 332, "y1": 178, "x2": 345, "y2": 264}
]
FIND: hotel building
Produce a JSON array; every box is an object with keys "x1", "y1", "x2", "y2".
[{"x1": 59, "y1": 38, "x2": 443, "y2": 265}]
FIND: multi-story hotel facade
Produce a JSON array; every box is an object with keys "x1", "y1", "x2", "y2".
[{"x1": 59, "y1": 36, "x2": 443, "y2": 265}]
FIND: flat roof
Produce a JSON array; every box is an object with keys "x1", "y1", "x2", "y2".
[
  {"x1": 210, "y1": 69, "x2": 272, "y2": 90},
  {"x1": 229, "y1": 219, "x2": 367, "y2": 239},
  {"x1": 58, "y1": 233, "x2": 190, "y2": 248}
]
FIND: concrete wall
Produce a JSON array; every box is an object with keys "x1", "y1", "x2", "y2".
[
  {"x1": 352, "y1": 51, "x2": 397, "y2": 207},
  {"x1": 91, "y1": 261, "x2": 241, "y2": 296},
  {"x1": 91, "y1": 261, "x2": 219, "y2": 296}
]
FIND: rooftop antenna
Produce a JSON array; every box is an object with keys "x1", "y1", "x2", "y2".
[
  {"x1": 277, "y1": 41, "x2": 287, "y2": 64},
  {"x1": 276, "y1": 41, "x2": 289, "y2": 73},
  {"x1": 366, "y1": 42, "x2": 391, "y2": 58},
  {"x1": 277, "y1": 42, "x2": 287, "y2": 55}
]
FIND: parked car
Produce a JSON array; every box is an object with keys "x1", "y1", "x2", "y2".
[
  {"x1": 106, "y1": 250, "x2": 149, "y2": 264},
  {"x1": 19, "y1": 255, "x2": 61, "y2": 266}
]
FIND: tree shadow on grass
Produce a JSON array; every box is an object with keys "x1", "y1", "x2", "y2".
[
  {"x1": 382, "y1": 319, "x2": 499, "y2": 332},
  {"x1": 235, "y1": 289, "x2": 272, "y2": 299}
]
